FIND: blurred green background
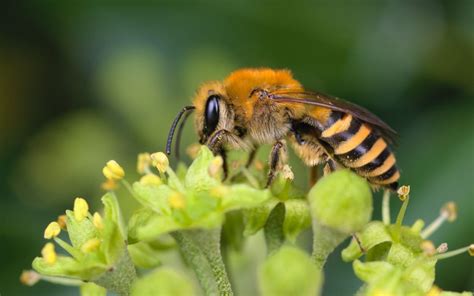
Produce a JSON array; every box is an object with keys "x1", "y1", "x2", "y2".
[{"x1": 1, "y1": 1, "x2": 473, "y2": 295}]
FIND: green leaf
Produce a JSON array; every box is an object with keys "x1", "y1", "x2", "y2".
[
  {"x1": 128, "y1": 242, "x2": 162, "y2": 269},
  {"x1": 308, "y1": 169, "x2": 373, "y2": 234},
  {"x1": 131, "y1": 268, "x2": 195, "y2": 296},
  {"x1": 101, "y1": 193, "x2": 126, "y2": 264},
  {"x1": 132, "y1": 182, "x2": 173, "y2": 215},
  {"x1": 80, "y1": 283, "x2": 106, "y2": 296},
  {"x1": 259, "y1": 246, "x2": 323, "y2": 296},
  {"x1": 184, "y1": 146, "x2": 220, "y2": 192},
  {"x1": 353, "y1": 260, "x2": 394, "y2": 283},
  {"x1": 65, "y1": 210, "x2": 97, "y2": 249},
  {"x1": 243, "y1": 199, "x2": 279, "y2": 236},
  {"x1": 342, "y1": 221, "x2": 392, "y2": 262},
  {"x1": 128, "y1": 208, "x2": 156, "y2": 243},
  {"x1": 221, "y1": 184, "x2": 272, "y2": 211},
  {"x1": 283, "y1": 199, "x2": 311, "y2": 242},
  {"x1": 32, "y1": 256, "x2": 105, "y2": 280}
]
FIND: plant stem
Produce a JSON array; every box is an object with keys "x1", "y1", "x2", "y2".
[
  {"x1": 93, "y1": 249, "x2": 137, "y2": 296},
  {"x1": 172, "y1": 229, "x2": 234, "y2": 296},
  {"x1": 264, "y1": 202, "x2": 285, "y2": 255},
  {"x1": 311, "y1": 221, "x2": 347, "y2": 270},
  {"x1": 393, "y1": 196, "x2": 410, "y2": 242},
  {"x1": 382, "y1": 190, "x2": 391, "y2": 225}
]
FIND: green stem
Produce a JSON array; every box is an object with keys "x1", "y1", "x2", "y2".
[
  {"x1": 382, "y1": 190, "x2": 391, "y2": 225},
  {"x1": 434, "y1": 246, "x2": 471, "y2": 260},
  {"x1": 311, "y1": 221, "x2": 347, "y2": 270},
  {"x1": 172, "y1": 229, "x2": 233, "y2": 296},
  {"x1": 264, "y1": 202, "x2": 285, "y2": 255},
  {"x1": 93, "y1": 249, "x2": 137, "y2": 296}
]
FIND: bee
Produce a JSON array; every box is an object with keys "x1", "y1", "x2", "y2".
[{"x1": 166, "y1": 68, "x2": 399, "y2": 190}]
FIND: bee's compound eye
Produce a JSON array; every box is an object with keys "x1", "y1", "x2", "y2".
[{"x1": 204, "y1": 95, "x2": 220, "y2": 136}]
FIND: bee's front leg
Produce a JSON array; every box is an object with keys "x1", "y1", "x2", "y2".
[
  {"x1": 207, "y1": 129, "x2": 233, "y2": 180},
  {"x1": 266, "y1": 141, "x2": 286, "y2": 188}
]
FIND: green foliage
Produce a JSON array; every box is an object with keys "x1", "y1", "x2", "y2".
[{"x1": 24, "y1": 146, "x2": 473, "y2": 296}]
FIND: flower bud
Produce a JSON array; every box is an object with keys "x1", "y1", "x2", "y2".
[
  {"x1": 44, "y1": 222, "x2": 61, "y2": 239},
  {"x1": 93, "y1": 212, "x2": 104, "y2": 230},
  {"x1": 139, "y1": 174, "x2": 162, "y2": 186},
  {"x1": 102, "y1": 160, "x2": 125, "y2": 181},
  {"x1": 73, "y1": 197, "x2": 89, "y2": 222},
  {"x1": 309, "y1": 169, "x2": 373, "y2": 234},
  {"x1": 41, "y1": 243, "x2": 57, "y2": 265},
  {"x1": 151, "y1": 152, "x2": 169, "y2": 173},
  {"x1": 81, "y1": 238, "x2": 101, "y2": 253}
]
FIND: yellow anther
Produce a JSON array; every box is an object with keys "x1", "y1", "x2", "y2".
[
  {"x1": 41, "y1": 243, "x2": 57, "y2": 265},
  {"x1": 151, "y1": 152, "x2": 169, "y2": 173},
  {"x1": 426, "y1": 285, "x2": 442, "y2": 296},
  {"x1": 101, "y1": 179, "x2": 118, "y2": 191},
  {"x1": 469, "y1": 244, "x2": 474, "y2": 256},
  {"x1": 102, "y1": 160, "x2": 125, "y2": 181},
  {"x1": 208, "y1": 156, "x2": 223, "y2": 177},
  {"x1": 139, "y1": 174, "x2": 162, "y2": 186},
  {"x1": 281, "y1": 165, "x2": 294, "y2": 181},
  {"x1": 186, "y1": 143, "x2": 201, "y2": 160},
  {"x1": 81, "y1": 238, "x2": 101, "y2": 253},
  {"x1": 420, "y1": 240, "x2": 436, "y2": 256},
  {"x1": 441, "y1": 202, "x2": 457, "y2": 222},
  {"x1": 20, "y1": 270, "x2": 40, "y2": 286},
  {"x1": 57, "y1": 215, "x2": 67, "y2": 230},
  {"x1": 44, "y1": 222, "x2": 61, "y2": 239},
  {"x1": 73, "y1": 197, "x2": 89, "y2": 222},
  {"x1": 169, "y1": 192, "x2": 185, "y2": 209},
  {"x1": 436, "y1": 243, "x2": 448, "y2": 254},
  {"x1": 137, "y1": 153, "x2": 152, "y2": 174},
  {"x1": 93, "y1": 212, "x2": 104, "y2": 230},
  {"x1": 397, "y1": 185, "x2": 410, "y2": 201}
]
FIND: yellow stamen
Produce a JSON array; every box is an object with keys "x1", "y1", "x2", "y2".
[
  {"x1": 281, "y1": 165, "x2": 294, "y2": 180},
  {"x1": 137, "y1": 153, "x2": 152, "y2": 174},
  {"x1": 186, "y1": 143, "x2": 201, "y2": 159},
  {"x1": 101, "y1": 179, "x2": 118, "y2": 191},
  {"x1": 208, "y1": 156, "x2": 224, "y2": 178},
  {"x1": 436, "y1": 243, "x2": 448, "y2": 254},
  {"x1": 139, "y1": 174, "x2": 162, "y2": 186},
  {"x1": 81, "y1": 238, "x2": 101, "y2": 253},
  {"x1": 441, "y1": 201, "x2": 457, "y2": 222},
  {"x1": 420, "y1": 240, "x2": 436, "y2": 256},
  {"x1": 169, "y1": 192, "x2": 185, "y2": 209},
  {"x1": 20, "y1": 270, "x2": 40, "y2": 286},
  {"x1": 151, "y1": 152, "x2": 169, "y2": 173},
  {"x1": 469, "y1": 244, "x2": 474, "y2": 256},
  {"x1": 93, "y1": 212, "x2": 104, "y2": 230},
  {"x1": 44, "y1": 222, "x2": 61, "y2": 239},
  {"x1": 73, "y1": 197, "x2": 89, "y2": 222},
  {"x1": 102, "y1": 160, "x2": 125, "y2": 181},
  {"x1": 426, "y1": 285, "x2": 442, "y2": 296},
  {"x1": 41, "y1": 243, "x2": 57, "y2": 265},
  {"x1": 397, "y1": 185, "x2": 410, "y2": 201},
  {"x1": 57, "y1": 215, "x2": 67, "y2": 230}
]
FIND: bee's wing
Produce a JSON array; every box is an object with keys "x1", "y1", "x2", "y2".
[{"x1": 270, "y1": 90, "x2": 398, "y2": 144}]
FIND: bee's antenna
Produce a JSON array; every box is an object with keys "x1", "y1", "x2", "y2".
[
  {"x1": 166, "y1": 106, "x2": 195, "y2": 156},
  {"x1": 174, "y1": 109, "x2": 193, "y2": 159}
]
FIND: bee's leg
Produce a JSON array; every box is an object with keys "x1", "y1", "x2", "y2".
[
  {"x1": 218, "y1": 148, "x2": 229, "y2": 180},
  {"x1": 309, "y1": 166, "x2": 319, "y2": 187},
  {"x1": 245, "y1": 147, "x2": 259, "y2": 168},
  {"x1": 266, "y1": 141, "x2": 284, "y2": 188},
  {"x1": 323, "y1": 159, "x2": 337, "y2": 176}
]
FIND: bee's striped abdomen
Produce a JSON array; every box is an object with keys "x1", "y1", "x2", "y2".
[{"x1": 320, "y1": 111, "x2": 399, "y2": 190}]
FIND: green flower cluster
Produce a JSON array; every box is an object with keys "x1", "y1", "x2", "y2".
[{"x1": 21, "y1": 146, "x2": 472, "y2": 296}]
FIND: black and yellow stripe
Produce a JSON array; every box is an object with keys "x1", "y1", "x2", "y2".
[{"x1": 320, "y1": 111, "x2": 399, "y2": 190}]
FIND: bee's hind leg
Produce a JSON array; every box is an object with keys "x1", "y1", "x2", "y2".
[
  {"x1": 245, "y1": 147, "x2": 259, "y2": 168},
  {"x1": 266, "y1": 141, "x2": 286, "y2": 188}
]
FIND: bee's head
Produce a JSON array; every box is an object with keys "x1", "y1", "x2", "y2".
[{"x1": 193, "y1": 82, "x2": 235, "y2": 144}]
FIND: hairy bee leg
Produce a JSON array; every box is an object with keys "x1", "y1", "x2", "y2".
[
  {"x1": 309, "y1": 166, "x2": 319, "y2": 187},
  {"x1": 207, "y1": 129, "x2": 231, "y2": 154},
  {"x1": 266, "y1": 141, "x2": 284, "y2": 188},
  {"x1": 218, "y1": 148, "x2": 229, "y2": 180},
  {"x1": 245, "y1": 147, "x2": 258, "y2": 168}
]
